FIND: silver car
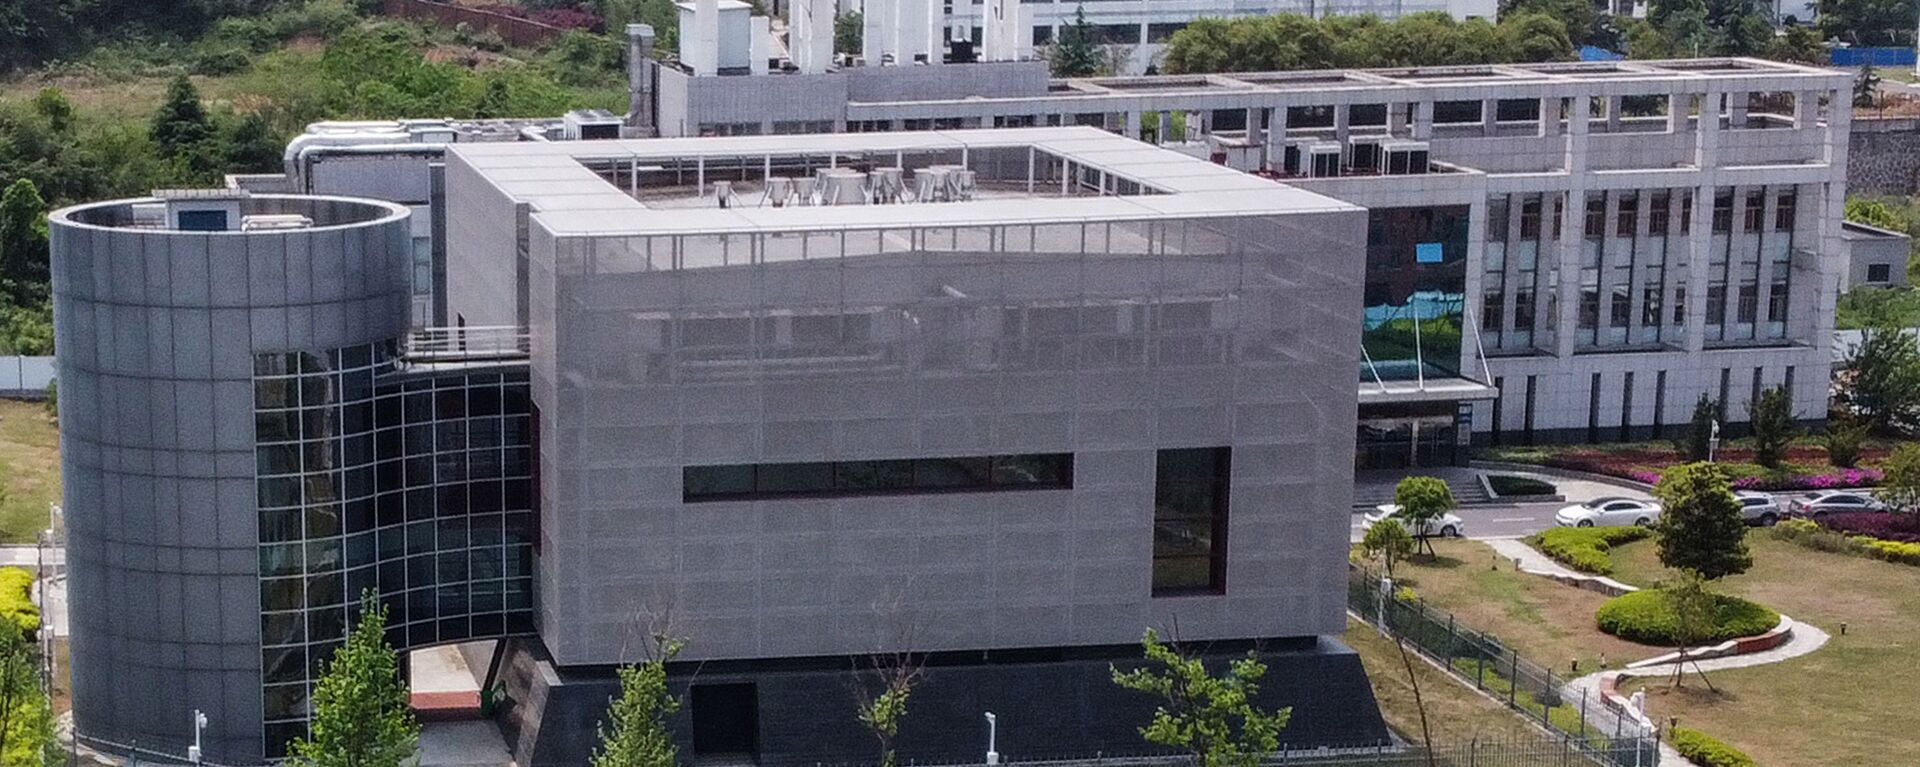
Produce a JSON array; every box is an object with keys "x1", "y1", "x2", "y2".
[
  {"x1": 1735, "y1": 490, "x2": 1782, "y2": 527},
  {"x1": 1364, "y1": 504, "x2": 1465, "y2": 538}
]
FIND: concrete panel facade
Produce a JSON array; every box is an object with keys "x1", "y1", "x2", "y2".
[{"x1": 50, "y1": 195, "x2": 413, "y2": 764}]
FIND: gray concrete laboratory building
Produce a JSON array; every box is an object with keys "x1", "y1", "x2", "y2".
[{"x1": 53, "y1": 130, "x2": 1390, "y2": 765}]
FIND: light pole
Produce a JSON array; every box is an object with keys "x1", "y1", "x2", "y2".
[
  {"x1": 188, "y1": 710, "x2": 208, "y2": 765},
  {"x1": 984, "y1": 712, "x2": 999, "y2": 765}
]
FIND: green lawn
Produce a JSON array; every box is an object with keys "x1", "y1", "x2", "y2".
[
  {"x1": 0, "y1": 400, "x2": 58, "y2": 544},
  {"x1": 1341, "y1": 618, "x2": 1539, "y2": 745},
  {"x1": 1610, "y1": 536, "x2": 1920, "y2": 767},
  {"x1": 1374, "y1": 539, "x2": 1662, "y2": 674}
]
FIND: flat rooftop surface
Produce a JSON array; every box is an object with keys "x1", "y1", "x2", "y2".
[{"x1": 447, "y1": 126, "x2": 1360, "y2": 237}]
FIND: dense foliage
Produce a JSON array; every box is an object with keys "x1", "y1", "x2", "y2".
[
  {"x1": 1360, "y1": 517, "x2": 1414, "y2": 578},
  {"x1": 1819, "y1": 510, "x2": 1920, "y2": 542},
  {"x1": 1526, "y1": 526, "x2": 1652, "y2": 575},
  {"x1": 592, "y1": 638, "x2": 684, "y2": 767},
  {"x1": 1486, "y1": 475, "x2": 1556, "y2": 497},
  {"x1": 1681, "y1": 393, "x2": 1718, "y2": 461},
  {"x1": 1669, "y1": 727, "x2": 1758, "y2": 767},
  {"x1": 1593, "y1": 588, "x2": 1778, "y2": 645},
  {"x1": 1162, "y1": 12, "x2": 1572, "y2": 74},
  {"x1": 1879, "y1": 442, "x2": 1920, "y2": 514},
  {"x1": 0, "y1": 570, "x2": 37, "y2": 638},
  {"x1": 1654, "y1": 462, "x2": 1752, "y2": 580},
  {"x1": 1746, "y1": 386, "x2": 1796, "y2": 469},
  {"x1": 1111, "y1": 628, "x2": 1290, "y2": 767},
  {"x1": 1840, "y1": 326, "x2": 1920, "y2": 429}
]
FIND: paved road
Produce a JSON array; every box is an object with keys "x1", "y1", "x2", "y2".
[{"x1": 1350, "y1": 501, "x2": 1566, "y2": 542}]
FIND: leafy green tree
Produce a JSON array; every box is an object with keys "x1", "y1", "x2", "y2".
[
  {"x1": 1713, "y1": 11, "x2": 1775, "y2": 55},
  {"x1": 1817, "y1": 0, "x2": 1918, "y2": 45},
  {"x1": 0, "y1": 180, "x2": 49, "y2": 303},
  {"x1": 1051, "y1": 5, "x2": 1102, "y2": 76},
  {"x1": 1856, "y1": 64, "x2": 1882, "y2": 108},
  {"x1": 29, "y1": 89, "x2": 74, "y2": 135},
  {"x1": 1824, "y1": 415, "x2": 1870, "y2": 468},
  {"x1": 150, "y1": 75, "x2": 216, "y2": 162},
  {"x1": 473, "y1": 77, "x2": 515, "y2": 120},
  {"x1": 0, "y1": 618, "x2": 58, "y2": 767},
  {"x1": 1841, "y1": 326, "x2": 1920, "y2": 427},
  {"x1": 541, "y1": 30, "x2": 626, "y2": 88},
  {"x1": 1111, "y1": 628, "x2": 1290, "y2": 767},
  {"x1": 1501, "y1": 0, "x2": 1596, "y2": 46},
  {"x1": 287, "y1": 595, "x2": 419, "y2": 767},
  {"x1": 1361, "y1": 517, "x2": 1415, "y2": 580},
  {"x1": 1879, "y1": 443, "x2": 1920, "y2": 514},
  {"x1": 592, "y1": 637, "x2": 685, "y2": 767},
  {"x1": 835, "y1": 11, "x2": 864, "y2": 56},
  {"x1": 1681, "y1": 393, "x2": 1718, "y2": 461},
  {"x1": 223, "y1": 113, "x2": 285, "y2": 174},
  {"x1": 1393, "y1": 476, "x2": 1455, "y2": 556},
  {"x1": 1746, "y1": 385, "x2": 1796, "y2": 469},
  {"x1": 1765, "y1": 24, "x2": 1824, "y2": 62},
  {"x1": 1653, "y1": 462, "x2": 1752, "y2": 580},
  {"x1": 1845, "y1": 197, "x2": 1910, "y2": 232},
  {"x1": 1498, "y1": 12, "x2": 1575, "y2": 62}
]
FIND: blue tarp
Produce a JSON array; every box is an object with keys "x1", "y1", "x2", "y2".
[
  {"x1": 1579, "y1": 45, "x2": 1626, "y2": 62},
  {"x1": 1830, "y1": 47, "x2": 1917, "y2": 67}
]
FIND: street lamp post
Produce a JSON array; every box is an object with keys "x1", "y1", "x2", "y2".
[
  {"x1": 984, "y1": 712, "x2": 999, "y2": 765},
  {"x1": 188, "y1": 710, "x2": 208, "y2": 765}
]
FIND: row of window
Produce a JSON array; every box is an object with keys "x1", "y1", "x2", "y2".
[
  {"x1": 1490, "y1": 190, "x2": 1797, "y2": 242},
  {"x1": 684, "y1": 453, "x2": 1073, "y2": 501}
]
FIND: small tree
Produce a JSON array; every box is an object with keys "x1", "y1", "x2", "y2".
[
  {"x1": 592, "y1": 636, "x2": 685, "y2": 767},
  {"x1": 1661, "y1": 570, "x2": 1719, "y2": 690},
  {"x1": 854, "y1": 649, "x2": 923, "y2": 767},
  {"x1": 834, "y1": 11, "x2": 863, "y2": 56},
  {"x1": 1879, "y1": 443, "x2": 1920, "y2": 515},
  {"x1": 1855, "y1": 64, "x2": 1881, "y2": 108},
  {"x1": 0, "y1": 180, "x2": 49, "y2": 301},
  {"x1": 1111, "y1": 628, "x2": 1290, "y2": 767},
  {"x1": 1825, "y1": 415, "x2": 1870, "y2": 468},
  {"x1": 1361, "y1": 517, "x2": 1415, "y2": 580},
  {"x1": 1653, "y1": 463, "x2": 1751, "y2": 580},
  {"x1": 1393, "y1": 476, "x2": 1455, "y2": 557},
  {"x1": 287, "y1": 594, "x2": 419, "y2": 767},
  {"x1": 1050, "y1": 5, "x2": 1101, "y2": 77},
  {"x1": 1681, "y1": 394, "x2": 1719, "y2": 461},
  {"x1": 1746, "y1": 385, "x2": 1796, "y2": 469},
  {"x1": 1842, "y1": 326, "x2": 1920, "y2": 429}
]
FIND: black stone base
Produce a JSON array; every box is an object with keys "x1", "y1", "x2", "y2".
[{"x1": 493, "y1": 635, "x2": 1390, "y2": 766}]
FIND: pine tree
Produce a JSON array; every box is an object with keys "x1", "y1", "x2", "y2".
[
  {"x1": 1050, "y1": 5, "x2": 1101, "y2": 77},
  {"x1": 1681, "y1": 393, "x2": 1718, "y2": 461},
  {"x1": 224, "y1": 114, "x2": 286, "y2": 175},
  {"x1": 1111, "y1": 628, "x2": 1290, "y2": 767},
  {"x1": 150, "y1": 75, "x2": 215, "y2": 161},
  {"x1": 287, "y1": 595, "x2": 419, "y2": 767},
  {"x1": 1746, "y1": 385, "x2": 1795, "y2": 469},
  {"x1": 1653, "y1": 462, "x2": 1751, "y2": 580},
  {"x1": 592, "y1": 637, "x2": 684, "y2": 767}
]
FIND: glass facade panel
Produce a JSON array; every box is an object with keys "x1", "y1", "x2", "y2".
[
  {"x1": 253, "y1": 342, "x2": 535, "y2": 754},
  {"x1": 683, "y1": 453, "x2": 1073, "y2": 501},
  {"x1": 1362, "y1": 206, "x2": 1469, "y2": 380}
]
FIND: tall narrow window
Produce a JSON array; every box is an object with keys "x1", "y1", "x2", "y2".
[
  {"x1": 1153, "y1": 448, "x2": 1230, "y2": 596},
  {"x1": 1775, "y1": 193, "x2": 1797, "y2": 231}
]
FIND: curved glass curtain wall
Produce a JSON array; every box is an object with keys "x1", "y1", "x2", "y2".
[
  {"x1": 1360, "y1": 206, "x2": 1469, "y2": 382},
  {"x1": 253, "y1": 341, "x2": 535, "y2": 755}
]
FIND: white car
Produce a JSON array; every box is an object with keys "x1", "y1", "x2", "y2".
[
  {"x1": 1735, "y1": 490, "x2": 1782, "y2": 527},
  {"x1": 1555, "y1": 497, "x2": 1662, "y2": 528},
  {"x1": 1365, "y1": 504, "x2": 1465, "y2": 538}
]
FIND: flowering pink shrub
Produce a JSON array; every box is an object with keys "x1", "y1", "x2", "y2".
[
  {"x1": 1514, "y1": 444, "x2": 1889, "y2": 491},
  {"x1": 1819, "y1": 511, "x2": 1920, "y2": 543}
]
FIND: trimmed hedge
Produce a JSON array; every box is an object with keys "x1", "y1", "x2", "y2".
[
  {"x1": 1773, "y1": 518, "x2": 1920, "y2": 567},
  {"x1": 1670, "y1": 727, "x2": 1757, "y2": 767},
  {"x1": 1594, "y1": 589, "x2": 1778, "y2": 646},
  {"x1": 1527, "y1": 526, "x2": 1652, "y2": 575},
  {"x1": 1488, "y1": 475, "x2": 1556, "y2": 497},
  {"x1": 0, "y1": 568, "x2": 38, "y2": 637}
]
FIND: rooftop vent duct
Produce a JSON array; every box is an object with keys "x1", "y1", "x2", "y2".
[
  {"x1": 821, "y1": 169, "x2": 869, "y2": 205},
  {"x1": 872, "y1": 167, "x2": 905, "y2": 203},
  {"x1": 765, "y1": 176, "x2": 794, "y2": 207}
]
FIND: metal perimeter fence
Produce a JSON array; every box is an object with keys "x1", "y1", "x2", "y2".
[
  {"x1": 756, "y1": 735, "x2": 1654, "y2": 767},
  {"x1": 1348, "y1": 564, "x2": 1661, "y2": 767}
]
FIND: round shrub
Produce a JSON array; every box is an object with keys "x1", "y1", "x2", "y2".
[
  {"x1": 1594, "y1": 589, "x2": 1778, "y2": 645},
  {"x1": 1670, "y1": 727, "x2": 1757, "y2": 767}
]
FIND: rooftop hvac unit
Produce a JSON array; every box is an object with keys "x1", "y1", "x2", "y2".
[
  {"x1": 562, "y1": 109, "x2": 624, "y2": 140},
  {"x1": 872, "y1": 167, "x2": 905, "y2": 203},
  {"x1": 765, "y1": 176, "x2": 795, "y2": 207},
  {"x1": 820, "y1": 169, "x2": 868, "y2": 205},
  {"x1": 1347, "y1": 135, "x2": 1388, "y2": 175},
  {"x1": 915, "y1": 165, "x2": 959, "y2": 201},
  {"x1": 1382, "y1": 140, "x2": 1431, "y2": 176},
  {"x1": 1305, "y1": 143, "x2": 1343, "y2": 178},
  {"x1": 794, "y1": 176, "x2": 818, "y2": 205},
  {"x1": 948, "y1": 169, "x2": 976, "y2": 201},
  {"x1": 713, "y1": 180, "x2": 736, "y2": 208},
  {"x1": 240, "y1": 214, "x2": 314, "y2": 232}
]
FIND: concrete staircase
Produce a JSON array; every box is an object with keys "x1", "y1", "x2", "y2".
[{"x1": 1352, "y1": 470, "x2": 1492, "y2": 509}]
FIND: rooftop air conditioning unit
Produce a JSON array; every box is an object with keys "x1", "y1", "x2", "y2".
[
  {"x1": 820, "y1": 169, "x2": 868, "y2": 205},
  {"x1": 1347, "y1": 135, "x2": 1388, "y2": 175},
  {"x1": 871, "y1": 167, "x2": 905, "y2": 203},
  {"x1": 1305, "y1": 142, "x2": 1343, "y2": 178},
  {"x1": 1382, "y1": 140, "x2": 1431, "y2": 176},
  {"x1": 563, "y1": 109, "x2": 624, "y2": 141}
]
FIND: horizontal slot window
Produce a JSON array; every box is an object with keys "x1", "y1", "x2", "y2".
[{"x1": 684, "y1": 453, "x2": 1073, "y2": 502}]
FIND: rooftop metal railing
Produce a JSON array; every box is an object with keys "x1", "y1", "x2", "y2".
[{"x1": 403, "y1": 325, "x2": 531, "y2": 363}]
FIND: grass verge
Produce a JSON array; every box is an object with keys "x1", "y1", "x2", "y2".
[
  {"x1": 1612, "y1": 535, "x2": 1920, "y2": 766},
  {"x1": 0, "y1": 400, "x2": 58, "y2": 544},
  {"x1": 1340, "y1": 618, "x2": 1537, "y2": 744}
]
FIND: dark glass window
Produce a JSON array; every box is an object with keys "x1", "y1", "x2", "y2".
[
  {"x1": 1775, "y1": 193, "x2": 1796, "y2": 231},
  {"x1": 1152, "y1": 447, "x2": 1229, "y2": 596},
  {"x1": 684, "y1": 453, "x2": 1074, "y2": 501},
  {"x1": 1649, "y1": 192, "x2": 1671, "y2": 235},
  {"x1": 1712, "y1": 192, "x2": 1733, "y2": 233},
  {"x1": 1743, "y1": 191, "x2": 1765, "y2": 231},
  {"x1": 1616, "y1": 195, "x2": 1637, "y2": 237}
]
